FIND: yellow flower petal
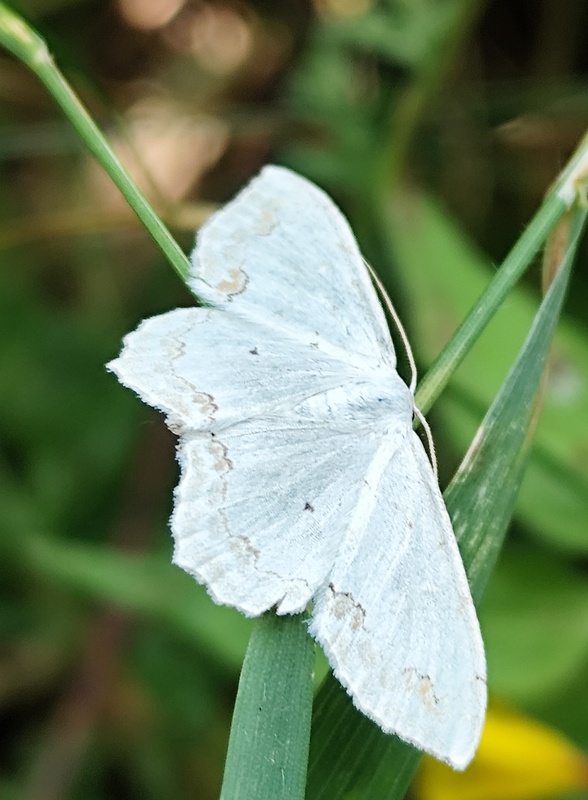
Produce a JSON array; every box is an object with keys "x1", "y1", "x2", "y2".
[{"x1": 414, "y1": 705, "x2": 588, "y2": 800}]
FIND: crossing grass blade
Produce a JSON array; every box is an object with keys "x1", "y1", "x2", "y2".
[{"x1": 305, "y1": 208, "x2": 584, "y2": 800}]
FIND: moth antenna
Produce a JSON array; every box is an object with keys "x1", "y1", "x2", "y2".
[
  {"x1": 363, "y1": 258, "x2": 417, "y2": 393},
  {"x1": 414, "y1": 406, "x2": 439, "y2": 480},
  {"x1": 364, "y1": 259, "x2": 438, "y2": 479}
]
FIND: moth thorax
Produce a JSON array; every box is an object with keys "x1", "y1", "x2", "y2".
[{"x1": 294, "y1": 377, "x2": 413, "y2": 422}]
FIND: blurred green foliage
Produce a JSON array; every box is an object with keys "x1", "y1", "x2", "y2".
[{"x1": 1, "y1": 1, "x2": 588, "y2": 798}]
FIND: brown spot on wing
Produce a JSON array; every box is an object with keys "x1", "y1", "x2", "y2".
[
  {"x1": 209, "y1": 438, "x2": 233, "y2": 472},
  {"x1": 328, "y1": 583, "x2": 365, "y2": 631},
  {"x1": 217, "y1": 267, "x2": 248, "y2": 295},
  {"x1": 254, "y1": 208, "x2": 278, "y2": 235},
  {"x1": 402, "y1": 668, "x2": 440, "y2": 711},
  {"x1": 194, "y1": 392, "x2": 218, "y2": 418}
]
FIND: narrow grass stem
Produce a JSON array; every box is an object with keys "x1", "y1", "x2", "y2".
[
  {"x1": 414, "y1": 191, "x2": 566, "y2": 414},
  {"x1": 0, "y1": 3, "x2": 190, "y2": 281},
  {"x1": 414, "y1": 123, "x2": 588, "y2": 413}
]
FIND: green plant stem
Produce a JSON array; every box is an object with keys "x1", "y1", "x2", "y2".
[
  {"x1": 409, "y1": 120, "x2": 588, "y2": 414},
  {"x1": 0, "y1": 3, "x2": 190, "y2": 281},
  {"x1": 413, "y1": 191, "x2": 567, "y2": 413}
]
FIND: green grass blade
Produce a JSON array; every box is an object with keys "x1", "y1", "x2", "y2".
[
  {"x1": 447, "y1": 209, "x2": 586, "y2": 600},
  {"x1": 1, "y1": 518, "x2": 252, "y2": 668},
  {"x1": 411, "y1": 119, "x2": 588, "y2": 413},
  {"x1": 480, "y1": 544, "x2": 588, "y2": 705},
  {"x1": 386, "y1": 192, "x2": 588, "y2": 553},
  {"x1": 220, "y1": 614, "x2": 315, "y2": 800},
  {"x1": 0, "y1": 2, "x2": 190, "y2": 281},
  {"x1": 413, "y1": 191, "x2": 566, "y2": 414},
  {"x1": 306, "y1": 210, "x2": 583, "y2": 800}
]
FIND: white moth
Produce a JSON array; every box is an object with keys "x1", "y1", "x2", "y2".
[{"x1": 107, "y1": 166, "x2": 486, "y2": 769}]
